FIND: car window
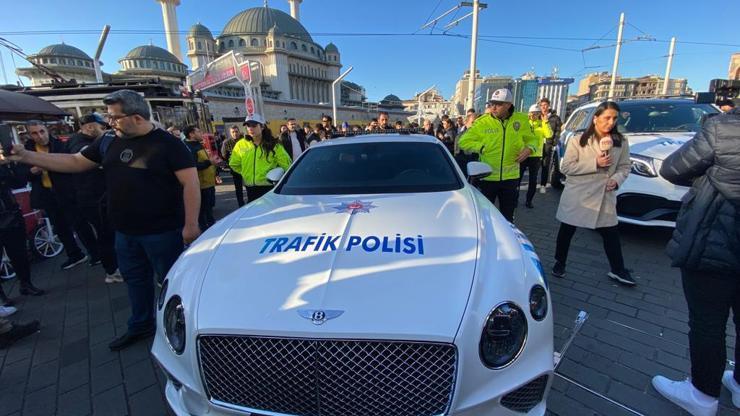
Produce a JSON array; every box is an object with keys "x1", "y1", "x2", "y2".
[
  {"x1": 616, "y1": 102, "x2": 718, "y2": 133},
  {"x1": 565, "y1": 109, "x2": 589, "y2": 133},
  {"x1": 276, "y1": 141, "x2": 464, "y2": 195}
]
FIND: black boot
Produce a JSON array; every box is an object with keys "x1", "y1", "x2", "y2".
[{"x1": 20, "y1": 282, "x2": 45, "y2": 296}]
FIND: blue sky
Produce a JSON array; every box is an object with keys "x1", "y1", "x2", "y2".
[{"x1": 1, "y1": 0, "x2": 737, "y2": 101}]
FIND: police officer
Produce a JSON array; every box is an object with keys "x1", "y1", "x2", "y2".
[{"x1": 458, "y1": 88, "x2": 538, "y2": 222}]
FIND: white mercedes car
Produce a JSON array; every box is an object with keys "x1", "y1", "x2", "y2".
[
  {"x1": 550, "y1": 98, "x2": 719, "y2": 227},
  {"x1": 152, "y1": 134, "x2": 553, "y2": 416}
]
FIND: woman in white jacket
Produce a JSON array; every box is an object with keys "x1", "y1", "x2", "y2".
[{"x1": 551, "y1": 101, "x2": 636, "y2": 286}]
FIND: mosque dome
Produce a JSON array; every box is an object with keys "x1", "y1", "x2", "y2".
[
  {"x1": 123, "y1": 45, "x2": 182, "y2": 64},
  {"x1": 221, "y1": 7, "x2": 313, "y2": 42},
  {"x1": 188, "y1": 23, "x2": 213, "y2": 39},
  {"x1": 35, "y1": 43, "x2": 92, "y2": 60},
  {"x1": 325, "y1": 43, "x2": 339, "y2": 53},
  {"x1": 119, "y1": 45, "x2": 186, "y2": 76}
]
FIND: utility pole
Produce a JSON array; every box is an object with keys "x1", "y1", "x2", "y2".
[
  {"x1": 661, "y1": 37, "x2": 676, "y2": 96},
  {"x1": 466, "y1": 0, "x2": 481, "y2": 111},
  {"x1": 93, "y1": 25, "x2": 110, "y2": 83},
  {"x1": 424, "y1": 2, "x2": 486, "y2": 112},
  {"x1": 608, "y1": 12, "x2": 625, "y2": 99},
  {"x1": 332, "y1": 66, "x2": 353, "y2": 127}
]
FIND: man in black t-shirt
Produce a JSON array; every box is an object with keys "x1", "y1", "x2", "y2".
[{"x1": 7, "y1": 89, "x2": 200, "y2": 351}]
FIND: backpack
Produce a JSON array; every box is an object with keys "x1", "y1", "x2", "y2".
[{"x1": 99, "y1": 132, "x2": 115, "y2": 160}]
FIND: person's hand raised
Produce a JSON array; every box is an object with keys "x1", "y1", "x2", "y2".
[{"x1": 597, "y1": 153, "x2": 612, "y2": 168}]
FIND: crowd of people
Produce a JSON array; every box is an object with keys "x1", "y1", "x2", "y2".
[{"x1": 0, "y1": 86, "x2": 737, "y2": 416}]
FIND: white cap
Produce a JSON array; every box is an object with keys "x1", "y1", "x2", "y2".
[
  {"x1": 489, "y1": 88, "x2": 513, "y2": 104},
  {"x1": 243, "y1": 113, "x2": 266, "y2": 125},
  {"x1": 528, "y1": 104, "x2": 540, "y2": 113}
]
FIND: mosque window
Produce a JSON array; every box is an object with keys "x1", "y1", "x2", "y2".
[
  {"x1": 290, "y1": 42, "x2": 297, "y2": 50},
  {"x1": 251, "y1": 38, "x2": 259, "y2": 47},
  {"x1": 77, "y1": 60, "x2": 83, "y2": 66},
  {"x1": 228, "y1": 39, "x2": 234, "y2": 48},
  {"x1": 239, "y1": 39, "x2": 246, "y2": 47},
  {"x1": 50, "y1": 58, "x2": 57, "y2": 64},
  {"x1": 301, "y1": 44, "x2": 307, "y2": 52},
  {"x1": 219, "y1": 42, "x2": 225, "y2": 52},
  {"x1": 310, "y1": 46, "x2": 314, "y2": 54},
  {"x1": 197, "y1": 41, "x2": 202, "y2": 50}
]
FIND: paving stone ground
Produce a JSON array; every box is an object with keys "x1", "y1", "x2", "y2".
[{"x1": 0, "y1": 177, "x2": 736, "y2": 415}]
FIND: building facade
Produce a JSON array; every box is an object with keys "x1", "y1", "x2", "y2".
[
  {"x1": 729, "y1": 53, "x2": 740, "y2": 81},
  {"x1": 581, "y1": 74, "x2": 689, "y2": 101},
  {"x1": 452, "y1": 69, "x2": 482, "y2": 114},
  {"x1": 512, "y1": 72, "x2": 538, "y2": 112},
  {"x1": 537, "y1": 78, "x2": 574, "y2": 118}
]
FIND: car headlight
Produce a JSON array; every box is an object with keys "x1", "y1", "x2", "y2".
[
  {"x1": 164, "y1": 295, "x2": 186, "y2": 354},
  {"x1": 479, "y1": 302, "x2": 528, "y2": 369},
  {"x1": 630, "y1": 154, "x2": 657, "y2": 177},
  {"x1": 158, "y1": 279, "x2": 168, "y2": 310},
  {"x1": 529, "y1": 285, "x2": 548, "y2": 321}
]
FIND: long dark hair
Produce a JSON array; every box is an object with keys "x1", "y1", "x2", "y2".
[
  {"x1": 258, "y1": 125, "x2": 279, "y2": 161},
  {"x1": 580, "y1": 101, "x2": 624, "y2": 147}
]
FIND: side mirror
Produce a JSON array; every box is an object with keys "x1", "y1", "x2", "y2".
[
  {"x1": 467, "y1": 161, "x2": 492, "y2": 180},
  {"x1": 266, "y1": 167, "x2": 285, "y2": 184}
]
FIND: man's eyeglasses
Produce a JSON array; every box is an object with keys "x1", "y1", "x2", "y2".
[
  {"x1": 104, "y1": 113, "x2": 134, "y2": 123},
  {"x1": 488, "y1": 102, "x2": 507, "y2": 108}
]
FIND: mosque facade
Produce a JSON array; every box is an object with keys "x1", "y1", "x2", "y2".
[{"x1": 15, "y1": 1, "x2": 411, "y2": 130}]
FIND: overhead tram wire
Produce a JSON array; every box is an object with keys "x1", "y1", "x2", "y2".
[{"x1": 1, "y1": 29, "x2": 738, "y2": 48}]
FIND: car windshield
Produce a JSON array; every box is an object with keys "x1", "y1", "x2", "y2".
[
  {"x1": 276, "y1": 141, "x2": 463, "y2": 195},
  {"x1": 616, "y1": 102, "x2": 718, "y2": 133}
]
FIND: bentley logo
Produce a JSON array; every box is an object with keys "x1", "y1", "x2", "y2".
[{"x1": 298, "y1": 309, "x2": 344, "y2": 325}]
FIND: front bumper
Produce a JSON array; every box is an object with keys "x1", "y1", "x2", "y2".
[{"x1": 616, "y1": 171, "x2": 687, "y2": 227}]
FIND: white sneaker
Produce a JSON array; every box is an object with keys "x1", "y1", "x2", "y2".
[
  {"x1": 652, "y1": 376, "x2": 718, "y2": 416},
  {"x1": 105, "y1": 269, "x2": 124, "y2": 284},
  {"x1": 0, "y1": 305, "x2": 17, "y2": 318},
  {"x1": 722, "y1": 370, "x2": 740, "y2": 408},
  {"x1": 539, "y1": 186, "x2": 546, "y2": 194}
]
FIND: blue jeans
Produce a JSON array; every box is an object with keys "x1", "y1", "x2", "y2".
[{"x1": 115, "y1": 229, "x2": 183, "y2": 334}]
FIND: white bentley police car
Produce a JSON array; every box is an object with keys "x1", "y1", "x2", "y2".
[{"x1": 153, "y1": 134, "x2": 553, "y2": 416}]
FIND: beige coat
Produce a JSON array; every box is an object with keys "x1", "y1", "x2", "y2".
[{"x1": 556, "y1": 134, "x2": 631, "y2": 229}]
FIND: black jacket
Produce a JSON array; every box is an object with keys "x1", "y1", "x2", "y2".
[
  {"x1": 184, "y1": 140, "x2": 213, "y2": 171},
  {"x1": 280, "y1": 129, "x2": 307, "y2": 157},
  {"x1": 66, "y1": 132, "x2": 107, "y2": 207},
  {"x1": 24, "y1": 135, "x2": 74, "y2": 209},
  {"x1": 546, "y1": 113, "x2": 562, "y2": 146},
  {"x1": 0, "y1": 163, "x2": 27, "y2": 229},
  {"x1": 660, "y1": 108, "x2": 740, "y2": 273}
]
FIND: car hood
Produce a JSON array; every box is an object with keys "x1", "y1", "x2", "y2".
[
  {"x1": 627, "y1": 132, "x2": 695, "y2": 160},
  {"x1": 195, "y1": 191, "x2": 479, "y2": 342}
]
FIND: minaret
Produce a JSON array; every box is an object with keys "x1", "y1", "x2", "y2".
[
  {"x1": 288, "y1": 0, "x2": 302, "y2": 21},
  {"x1": 156, "y1": 0, "x2": 183, "y2": 62}
]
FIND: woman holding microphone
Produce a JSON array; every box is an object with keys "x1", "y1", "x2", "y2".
[
  {"x1": 229, "y1": 114, "x2": 292, "y2": 202},
  {"x1": 551, "y1": 101, "x2": 636, "y2": 286}
]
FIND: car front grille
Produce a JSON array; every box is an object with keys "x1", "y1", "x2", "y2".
[
  {"x1": 198, "y1": 335, "x2": 457, "y2": 416},
  {"x1": 500, "y1": 375, "x2": 549, "y2": 413},
  {"x1": 617, "y1": 193, "x2": 682, "y2": 222}
]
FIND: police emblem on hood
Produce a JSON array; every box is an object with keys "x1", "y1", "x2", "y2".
[
  {"x1": 298, "y1": 309, "x2": 344, "y2": 325},
  {"x1": 334, "y1": 200, "x2": 377, "y2": 215},
  {"x1": 513, "y1": 121, "x2": 521, "y2": 131}
]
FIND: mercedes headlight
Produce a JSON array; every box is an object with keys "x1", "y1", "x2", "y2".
[
  {"x1": 630, "y1": 154, "x2": 657, "y2": 177},
  {"x1": 480, "y1": 302, "x2": 528, "y2": 369},
  {"x1": 164, "y1": 295, "x2": 186, "y2": 354}
]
